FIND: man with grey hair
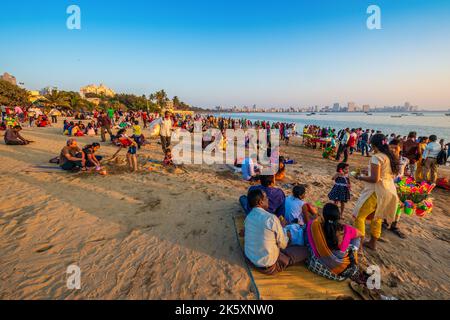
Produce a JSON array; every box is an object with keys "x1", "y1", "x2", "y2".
[{"x1": 60, "y1": 139, "x2": 82, "y2": 171}]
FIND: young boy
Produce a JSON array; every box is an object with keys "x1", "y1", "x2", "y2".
[
  {"x1": 284, "y1": 185, "x2": 318, "y2": 225},
  {"x1": 132, "y1": 120, "x2": 143, "y2": 149}
]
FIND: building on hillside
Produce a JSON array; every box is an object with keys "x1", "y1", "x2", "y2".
[
  {"x1": 28, "y1": 91, "x2": 44, "y2": 103},
  {"x1": 1, "y1": 72, "x2": 17, "y2": 85},
  {"x1": 40, "y1": 86, "x2": 58, "y2": 95},
  {"x1": 80, "y1": 83, "x2": 115, "y2": 98}
]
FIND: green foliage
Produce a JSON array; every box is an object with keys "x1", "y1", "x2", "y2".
[{"x1": 0, "y1": 80, "x2": 31, "y2": 106}]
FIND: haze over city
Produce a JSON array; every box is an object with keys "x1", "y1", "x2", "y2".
[{"x1": 1, "y1": 0, "x2": 450, "y2": 109}]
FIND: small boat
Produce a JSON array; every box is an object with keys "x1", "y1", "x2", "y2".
[
  {"x1": 319, "y1": 113, "x2": 328, "y2": 115},
  {"x1": 416, "y1": 113, "x2": 424, "y2": 116},
  {"x1": 391, "y1": 115, "x2": 402, "y2": 118},
  {"x1": 366, "y1": 113, "x2": 373, "y2": 115},
  {"x1": 445, "y1": 113, "x2": 450, "y2": 116}
]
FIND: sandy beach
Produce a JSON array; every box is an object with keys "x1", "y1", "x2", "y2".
[{"x1": 0, "y1": 122, "x2": 449, "y2": 300}]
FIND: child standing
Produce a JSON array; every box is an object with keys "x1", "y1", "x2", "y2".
[
  {"x1": 132, "y1": 120, "x2": 143, "y2": 149},
  {"x1": 117, "y1": 128, "x2": 138, "y2": 172},
  {"x1": 328, "y1": 162, "x2": 351, "y2": 216}
]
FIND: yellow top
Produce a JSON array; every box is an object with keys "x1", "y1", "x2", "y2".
[{"x1": 133, "y1": 125, "x2": 142, "y2": 136}]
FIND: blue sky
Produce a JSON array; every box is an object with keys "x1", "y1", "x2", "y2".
[{"x1": 1, "y1": 0, "x2": 450, "y2": 109}]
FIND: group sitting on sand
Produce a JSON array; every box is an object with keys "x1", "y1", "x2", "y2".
[{"x1": 240, "y1": 132, "x2": 413, "y2": 285}]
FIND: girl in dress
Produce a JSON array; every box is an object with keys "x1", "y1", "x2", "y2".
[{"x1": 328, "y1": 162, "x2": 351, "y2": 216}]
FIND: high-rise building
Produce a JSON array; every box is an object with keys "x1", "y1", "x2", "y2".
[
  {"x1": 332, "y1": 103, "x2": 340, "y2": 112},
  {"x1": 347, "y1": 102, "x2": 356, "y2": 112},
  {"x1": 362, "y1": 104, "x2": 370, "y2": 112},
  {"x1": 0, "y1": 72, "x2": 17, "y2": 85}
]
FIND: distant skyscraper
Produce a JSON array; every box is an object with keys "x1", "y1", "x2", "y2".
[
  {"x1": 347, "y1": 102, "x2": 356, "y2": 112},
  {"x1": 362, "y1": 104, "x2": 370, "y2": 112},
  {"x1": 332, "y1": 103, "x2": 340, "y2": 111}
]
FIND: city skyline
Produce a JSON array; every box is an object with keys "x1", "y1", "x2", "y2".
[{"x1": 1, "y1": 0, "x2": 450, "y2": 109}]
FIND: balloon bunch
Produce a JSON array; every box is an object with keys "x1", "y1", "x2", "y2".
[{"x1": 395, "y1": 177, "x2": 435, "y2": 217}]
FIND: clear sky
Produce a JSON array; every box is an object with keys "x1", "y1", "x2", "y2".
[{"x1": 1, "y1": 0, "x2": 449, "y2": 109}]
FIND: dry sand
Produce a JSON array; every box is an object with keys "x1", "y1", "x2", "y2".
[{"x1": 0, "y1": 122, "x2": 449, "y2": 300}]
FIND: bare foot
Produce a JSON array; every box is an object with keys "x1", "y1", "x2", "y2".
[{"x1": 364, "y1": 238, "x2": 377, "y2": 251}]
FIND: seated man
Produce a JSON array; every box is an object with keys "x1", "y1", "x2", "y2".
[
  {"x1": 4, "y1": 126, "x2": 30, "y2": 145},
  {"x1": 244, "y1": 189, "x2": 308, "y2": 275},
  {"x1": 60, "y1": 139, "x2": 83, "y2": 171},
  {"x1": 241, "y1": 156, "x2": 260, "y2": 181},
  {"x1": 239, "y1": 175, "x2": 286, "y2": 217}
]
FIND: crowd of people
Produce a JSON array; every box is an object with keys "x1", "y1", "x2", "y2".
[{"x1": 2, "y1": 105, "x2": 449, "y2": 295}]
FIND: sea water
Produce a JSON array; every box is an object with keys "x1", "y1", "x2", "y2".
[{"x1": 216, "y1": 112, "x2": 450, "y2": 141}]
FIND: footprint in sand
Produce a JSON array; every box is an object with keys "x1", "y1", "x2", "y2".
[{"x1": 35, "y1": 244, "x2": 53, "y2": 253}]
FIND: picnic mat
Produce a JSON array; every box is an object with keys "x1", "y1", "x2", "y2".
[{"x1": 233, "y1": 215, "x2": 358, "y2": 300}]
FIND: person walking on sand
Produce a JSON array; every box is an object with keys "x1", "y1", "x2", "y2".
[
  {"x1": 156, "y1": 111, "x2": 173, "y2": 153},
  {"x1": 97, "y1": 111, "x2": 113, "y2": 142},
  {"x1": 353, "y1": 134, "x2": 399, "y2": 251}
]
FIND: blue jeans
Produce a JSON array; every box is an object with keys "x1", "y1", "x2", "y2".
[
  {"x1": 361, "y1": 141, "x2": 369, "y2": 156},
  {"x1": 239, "y1": 195, "x2": 251, "y2": 215}
]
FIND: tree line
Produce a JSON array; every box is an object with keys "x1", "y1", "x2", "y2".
[{"x1": 0, "y1": 80, "x2": 194, "y2": 112}]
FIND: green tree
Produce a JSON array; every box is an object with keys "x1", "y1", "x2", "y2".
[
  {"x1": 44, "y1": 91, "x2": 69, "y2": 109},
  {"x1": 0, "y1": 80, "x2": 31, "y2": 106}
]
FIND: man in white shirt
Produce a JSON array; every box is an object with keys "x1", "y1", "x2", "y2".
[
  {"x1": 422, "y1": 135, "x2": 441, "y2": 183},
  {"x1": 241, "y1": 156, "x2": 260, "y2": 181},
  {"x1": 244, "y1": 189, "x2": 308, "y2": 275},
  {"x1": 158, "y1": 111, "x2": 173, "y2": 153}
]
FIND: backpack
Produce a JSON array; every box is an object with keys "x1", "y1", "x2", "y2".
[{"x1": 436, "y1": 149, "x2": 448, "y2": 165}]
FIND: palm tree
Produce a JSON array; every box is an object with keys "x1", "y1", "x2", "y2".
[
  {"x1": 154, "y1": 90, "x2": 168, "y2": 108},
  {"x1": 67, "y1": 95, "x2": 87, "y2": 111},
  {"x1": 172, "y1": 96, "x2": 181, "y2": 110},
  {"x1": 44, "y1": 91, "x2": 69, "y2": 109}
]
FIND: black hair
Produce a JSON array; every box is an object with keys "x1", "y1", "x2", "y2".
[
  {"x1": 407, "y1": 131, "x2": 417, "y2": 139},
  {"x1": 292, "y1": 185, "x2": 306, "y2": 199},
  {"x1": 370, "y1": 133, "x2": 399, "y2": 175},
  {"x1": 429, "y1": 135, "x2": 438, "y2": 142},
  {"x1": 117, "y1": 128, "x2": 126, "y2": 136},
  {"x1": 13, "y1": 125, "x2": 22, "y2": 129},
  {"x1": 336, "y1": 162, "x2": 349, "y2": 173},
  {"x1": 259, "y1": 175, "x2": 275, "y2": 187},
  {"x1": 389, "y1": 138, "x2": 401, "y2": 146},
  {"x1": 92, "y1": 142, "x2": 100, "y2": 148},
  {"x1": 134, "y1": 120, "x2": 139, "y2": 125},
  {"x1": 248, "y1": 189, "x2": 266, "y2": 209},
  {"x1": 322, "y1": 203, "x2": 342, "y2": 250}
]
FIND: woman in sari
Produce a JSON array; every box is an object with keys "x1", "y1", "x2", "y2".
[
  {"x1": 306, "y1": 203, "x2": 362, "y2": 281},
  {"x1": 353, "y1": 134, "x2": 399, "y2": 251}
]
